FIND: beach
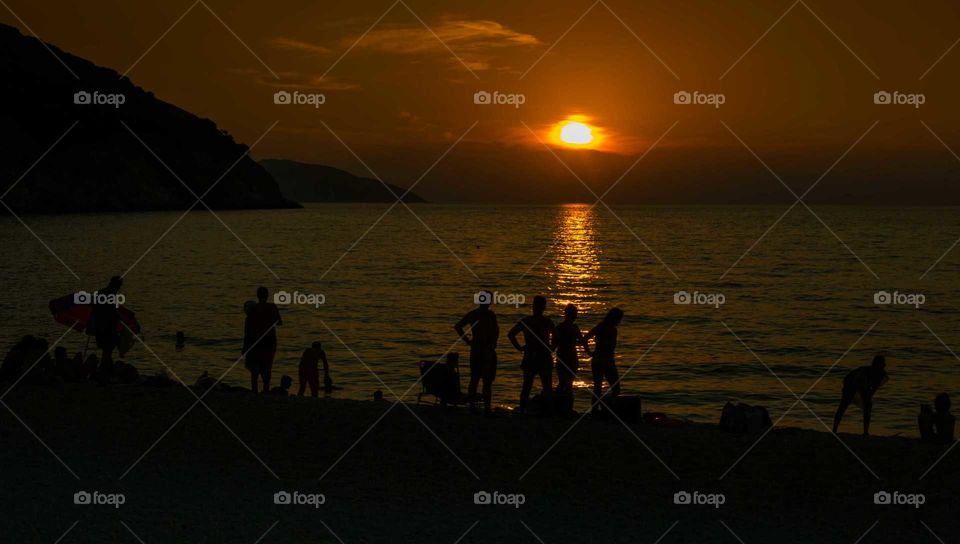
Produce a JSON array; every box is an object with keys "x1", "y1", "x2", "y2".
[{"x1": 0, "y1": 382, "x2": 955, "y2": 543}]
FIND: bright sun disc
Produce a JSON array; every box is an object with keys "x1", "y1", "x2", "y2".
[{"x1": 559, "y1": 121, "x2": 593, "y2": 145}]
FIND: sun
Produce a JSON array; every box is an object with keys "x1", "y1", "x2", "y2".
[
  {"x1": 559, "y1": 121, "x2": 593, "y2": 145},
  {"x1": 547, "y1": 115, "x2": 604, "y2": 149}
]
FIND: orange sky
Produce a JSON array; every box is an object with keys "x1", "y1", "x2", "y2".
[{"x1": 4, "y1": 0, "x2": 960, "y2": 203}]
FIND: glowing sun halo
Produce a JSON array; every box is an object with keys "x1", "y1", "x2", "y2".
[{"x1": 559, "y1": 121, "x2": 593, "y2": 145}]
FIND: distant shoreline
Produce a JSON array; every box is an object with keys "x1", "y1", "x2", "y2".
[{"x1": 5, "y1": 203, "x2": 960, "y2": 217}]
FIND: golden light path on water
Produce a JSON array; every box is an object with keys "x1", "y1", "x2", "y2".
[{"x1": 545, "y1": 203, "x2": 603, "y2": 315}]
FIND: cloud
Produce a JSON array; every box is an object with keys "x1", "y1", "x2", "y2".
[
  {"x1": 270, "y1": 72, "x2": 361, "y2": 91},
  {"x1": 270, "y1": 37, "x2": 331, "y2": 56},
  {"x1": 345, "y1": 18, "x2": 541, "y2": 70},
  {"x1": 232, "y1": 68, "x2": 360, "y2": 91}
]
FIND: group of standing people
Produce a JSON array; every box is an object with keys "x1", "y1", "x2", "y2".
[{"x1": 455, "y1": 291, "x2": 624, "y2": 416}]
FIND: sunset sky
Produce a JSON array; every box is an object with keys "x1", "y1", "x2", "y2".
[{"x1": 6, "y1": 0, "x2": 960, "y2": 203}]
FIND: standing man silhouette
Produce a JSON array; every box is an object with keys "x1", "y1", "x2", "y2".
[
  {"x1": 93, "y1": 275, "x2": 123, "y2": 381},
  {"x1": 455, "y1": 291, "x2": 500, "y2": 415},
  {"x1": 509, "y1": 296, "x2": 555, "y2": 414},
  {"x1": 553, "y1": 303, "x2": 586, "y2": 395},
  {"x1": 246, "y1": 287, "x2": 282, "y2": 393},
  {"x1": 584, "y1": 307, "x2": 624, "y2": 414}
]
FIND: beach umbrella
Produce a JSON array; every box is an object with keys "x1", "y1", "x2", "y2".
[
  {"x1": 49, "y1": 293, "x2": 142, "y2": 357},
  {"x1": 48, "y1": 293, "x2": 142, "y2": 335}
]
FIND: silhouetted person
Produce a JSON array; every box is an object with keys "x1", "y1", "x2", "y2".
[
  {"x1": 552, "y1": 304, "x2": 586, "y2": 394},
  {"x1": 242, "y1": 301, "x2": 257, "y2": 390},
  {"x1": 243, "y1": 288, "x2": 282, "y2": 393},
  {"x1": 374, "y1": 389, "x2": 384, "y2": 401},
  {"x1": 509, "y1": 295, "x2": 555, "y2": 414},
  {"x1": 175, "y1": 331, "x2": 185, "y2": 351},
  {"x1": 69, "y1": 352, "x2": 84, "y2": 382},
  {"x1": 934, "y1": 393, "x2": 955, "y2": 444},
  {"x1": 22, "y1": 338, "x2": 51, "y2": 384},
  {"x1": 832, "y1": 354, "x2": 888, "y2": 436},
  {"x1": 53, "y1": 346, "x2": 70, "y2": 380},
  {"x1": 93, "y1": 275, "x2": 122, "y2": 381},
  {"x1": 82, "y1": 354, "x2": 98, "y2": 381},
  {"x1": 270, "y1": 375, "x2": 293, "y2": 395},
  {"x1": 0, "y1": 335, "x2": 31, "y2": 382},
  {"x1": 919, "y1": 404, "x2": 935, "y2": 441},
  {"x1": 584, "y1": 307, "x2": 624, "y2": 414},
  {"x1": 455, "y1": 291, "x2": 499, "y2": 414},
  {"x1": 298, "y1": 341, "x2": 329, "y2": 397}
]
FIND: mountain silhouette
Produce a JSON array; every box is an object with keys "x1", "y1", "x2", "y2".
[
  {"x1": 261, "y1": 159, "x2": 426, "y2": 203},
  {"x1": 0, "y1": 23, "x2": 299, "y2": 214}
]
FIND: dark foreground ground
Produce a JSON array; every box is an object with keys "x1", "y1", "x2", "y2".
[{"x1": 0, "y1": 383, "x2": 956, "y2": 543}]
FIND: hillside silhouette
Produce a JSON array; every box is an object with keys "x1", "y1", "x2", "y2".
[
  {"x1": 0, "y1": 23, "x2": 298, "y2": 214},
  {"x1": 261, "y1": 159, "x2": 426, "y2": 203}
]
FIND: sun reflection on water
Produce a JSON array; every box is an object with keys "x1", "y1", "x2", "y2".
[{"x1": 546, "y1": 204, "x2": 602, "y2": 315}]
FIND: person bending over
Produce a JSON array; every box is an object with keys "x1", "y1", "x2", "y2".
[{"x1": 832, "y1": 354, "x2": 888, "y2": 436}]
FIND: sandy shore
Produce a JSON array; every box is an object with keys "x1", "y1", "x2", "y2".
[{"x1": 0, "y1": 382, "x2": 956, "y2": 543}]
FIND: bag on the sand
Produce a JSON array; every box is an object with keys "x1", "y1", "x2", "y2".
[
  {"x1": 554, "y1": 389, "x2": 575, "y2": 415},
  {"x1": 720, "y1": 402, "x2": 772, "y2": 433},
  {"x1": 610, "y1": 395, "x2": 642, "y2": 423}
]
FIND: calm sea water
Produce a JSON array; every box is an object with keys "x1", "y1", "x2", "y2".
[{"x1": 3, "y1": 204, "x2": 960, "y2": 435}]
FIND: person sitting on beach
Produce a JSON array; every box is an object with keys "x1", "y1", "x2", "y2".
[
  {"x1": 82, "y1": 354, "x2": 99, "y2": 381},
  {"x1": 933, "y1": 393, "x2": 955, "y2": 444},
  {"x1": 455, "y1": 291, "x2": 500, "y2": 415},
  {"x1": 113, "y1": 360, "x2": 139, "y2": 384},
  {"x1": 552, "y1": 303, "x2": 587, "y2": 395},
  {"x1": 832, "y1": 354, "x2": 889, "y2": 436},
  {"x1": 53, "y1": 346, "x2": 72, "y2": 381},
  {"x1": 1, "y1": 335, "x2": 36, "y2": 382},
  {"x1": 69, "y1": 352, "x2": 84, "y2": 382},
  {"x1": 270, "y1": 375, "x2": 293, "y2": 396},
  {"x1": 195, "y1": 370, "x2": 216, "y2": 391},
  {"x1": 298, "y1": 341, "x2": 329, "y2": 397},
  {"x1": 23, "y1": 338, "x2": 52, "y2": 385},
  {"x1": 509, "y1": 295, "x2": 555, "y2": 415},
  {"x1": 584, "y1": 308, "x2": 624, "y2": 414},
  {"x1": 919, "y1": 404, "x2": 935, "y2": 442}
]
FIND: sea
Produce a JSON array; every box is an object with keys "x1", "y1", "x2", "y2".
[{"x1": 3, "y1": 203, "x2": 960, "y2": 436}]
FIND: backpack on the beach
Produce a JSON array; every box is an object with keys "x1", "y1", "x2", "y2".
[{"x1": 720, "y1": 402, "x2": 772, "y2": 433}]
